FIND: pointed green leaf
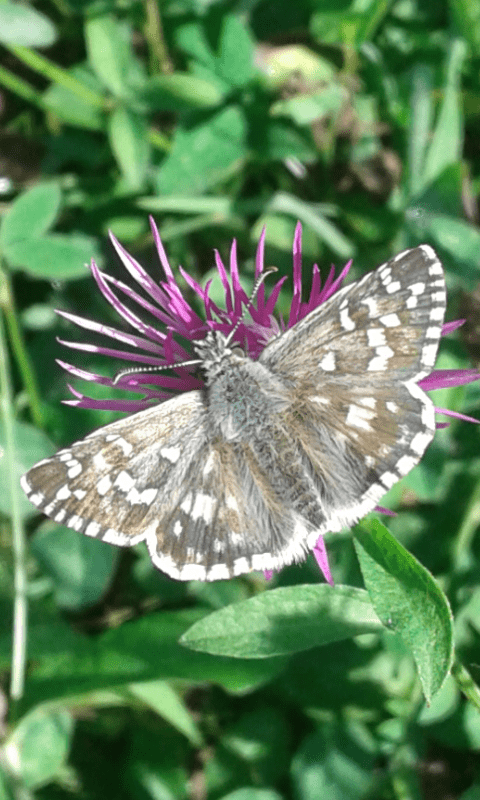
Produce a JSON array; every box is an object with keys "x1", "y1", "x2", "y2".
[
  {"x1": 353, "y1": 519, "x2": 454, "y2": 702},
  {"x1": 108, "y1": 106, "x2": 150, "y2": 191},
  {"x1": 128, "y1": 680, "x2": 203, "y2": 746},
  {"x1": 181, "y1": 585, "x2": 382, "y2": 658},
  {"x1": 217, "y1": 15, "x2": 255, "y2": 87},
  {"x1": 85, "y1": 16, "x2": 136, "y2": 97},
  {"x1": 421, "y1": 39, "x2": 466, "y2": 190}
]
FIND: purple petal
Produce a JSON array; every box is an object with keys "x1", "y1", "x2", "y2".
[
  {"x1": 375, "y1": 505, "x2": 397, "y2": 517},
  {"x1": 57, "y1": 338, "x2": 167, "y2": 365},
  {"x1": 228, "y1": 239, "x2": 249, "y2": 315},
  {"x1": 214, "y1": 249, "x2": 234, "y2": 314},
  {"x1": 101, "y1": 271, "x2": 198, "y2": 337},
  {"x1": 435, "y1": 407, "x2": 480, "y2": 424},
  {"x1": 288, "y1": 222, "x2": 303, "y2": 327},
  {"x1": 56, "y1": 309, "x2": 164, "y2": 353},
  {"x1": 91, "y1": 260, "x2": 166, "y2": 345},
  {"x1": 420, "y1": 369, "x2": 480, "y2": 391},
  {"x1": 313, "y1": 535, "x2": 334, "y2": 586},
  {"x1": 443, "y1": 319, "x2": 465, "y2": 335},
  {"x1": 109, "y1": 231, "x2": 170, "y2": 309},
  {"x1": 255, "y1": 227, "x2": 267, "y2": 308}
]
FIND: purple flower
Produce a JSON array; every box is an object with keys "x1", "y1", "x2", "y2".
[{"x1": 57, "y1": 218, "x2": 479, "y2": 585}]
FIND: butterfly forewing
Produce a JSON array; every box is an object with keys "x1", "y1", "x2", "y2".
[{"x1": 260, "y1": 245, "x2": 445, "y2": 381}]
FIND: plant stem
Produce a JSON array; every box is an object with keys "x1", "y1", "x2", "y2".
[
  {"x1": 6, "y1": 44, "x2": 106, "y2": 108},
  {"x1": 0, "y1": 298, "x2": 28, "y2": 704},
  {"x1": 452, "y1": 657, "x2": 480, "y2": 712},
  {"x1": 1, "y1": 269, "x2": 43, "y2": 428}
]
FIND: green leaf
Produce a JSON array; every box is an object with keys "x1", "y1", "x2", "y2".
[
  {"x1": 217, "y1": 15, "x2": 255, "y2": 88},
  {"x1": 272, "y1": 84, "x2": 345, "y2": 125},
  {"x1": 0, "y1": 3, "x2": 56, "y2": 47},
  {"x1": 222, "y1": 707, "x2": 290, "y2": 783},
  {"x1": 140, "y1": 72, "x2": 225, "y2": 112},
  {"x1": 311, "y1": 4, "x2": 389, "y2": 48},
  {"x1": 407, "y1": 212, "x2": 480, "y2": 287},
  {"x1": 5, "y1": 709, "x2": 74, "y2": 789},
  {"x1": 85, "y1": 16, "x2": 137, "y2": 97},
  {"x1": 181, "y1": 585, "x2": 382, "y2": 658},
  {"x1": 14, "y1": 609, "x2": 286, "y2": 710},
  {"x1": 0, "y1": 420, "x2": 54, "y2": 519},
  {"x1": 5, "y1": 232, "x2": 101, "y2": 280},
  {"x1": 108, "y1": 106, "x2": 150, "y2": 191},
  {"x1": 0, "y1": 183, "x2": 61, "y2": 248},
  {"x1": 420, "y1": 39, "x2": 466, "y2": 192},
  {"x1": 353, "y1": 519, "x2": 454, "y2": 702},
  {"x1": 156, "y1": 106, "x2": 247, "y2": 195},
  {"x1": 269, "y1": 193, "x2": 355, "y2": 258},
  {"x1": 450, "y1": 0, "x2": 480, "y2": 52},
  {"x1": 128, "y1": 680, "x2": 203, "y2": 746},
  {"x1": 30, "y1": 522, "x2": 118, "y2": 610},
  {"x1": 408, "y1": 64, "x2": 434, "y2": 198},
  {"x1": 43, "y1": 64, "x2": 105, "y2": 131},
  {"x1": 174, "y1": 21, "x2": 217, "y2": 69},
  {"x1": 291, "y1": 725, "x2": 375, "y2": 800},
  {"x1": 220, "y1": 789, "x2": 283, "y2": 800}
]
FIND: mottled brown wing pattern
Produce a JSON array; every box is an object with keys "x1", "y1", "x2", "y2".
[
  {"x1": 260, "y1": 246, "x2": 445, "y2": 383},
  {"x1": 259, "y1": 246, "x2": 446, "y2": 537},
  {"x1": 21, "y1": 392, "x2": 309, "y2": 580},
  {"x1": 21, "y1": 244, "x2": 447, "y2": 582},
  {"x1": 22, "y1": 392, "x2": 208, "y2": 547},
  {"x1": 153, "y1": 439, "x2": 310, "y2": 580}
]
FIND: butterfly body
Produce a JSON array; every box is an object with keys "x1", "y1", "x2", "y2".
[{"x1": 22, "y1": 245, "x2": 446, "y2": 581}]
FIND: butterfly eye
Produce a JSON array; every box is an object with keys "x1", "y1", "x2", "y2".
[{"x1": 230, "y1": 344, "x2": 245, "y2": 357}]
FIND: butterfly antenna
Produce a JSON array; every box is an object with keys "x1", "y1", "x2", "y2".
[
  {"x1": 113, "y1": 267, "x2": 276, "y2": 384},
  {"x1": 113, "y1": 358, "x2": 202, "y2": 385},
  {"x1": 224, "y1": 266, "x2": 277, "y2": 347}
]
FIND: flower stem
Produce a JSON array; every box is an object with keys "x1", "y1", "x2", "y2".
[
  {"x1": 0, "y1": 300, "x2": 28, "y2": 704},
  {"x1": 6, "y1": 44, "x2": 106, "y2": 109},
  {"x1": 1, "y1": 269, "x2": 43, "y2": 428},
  {"x1": 0, "y1": 64, "x2": 45, "y2": 109},
  {"x1": 452, "y1": 477, "x2": 480, "y2": 574},
  {"x1": 144, "y1": 0, "x2": 172, "y2": 74},
  {"x1": 451, "y1": 657, "x2": 480, "y2": 712}
]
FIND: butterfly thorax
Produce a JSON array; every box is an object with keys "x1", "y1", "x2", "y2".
[{"x1": 195, "y1": 332, "x2": 290, "y2": 441}]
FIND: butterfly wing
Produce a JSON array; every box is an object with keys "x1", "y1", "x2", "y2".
[
  {"x1": 259, "y1": 245, "x2": 446, "y2": 537},
  {"x1": 21, "y1": 391, "x2": 305, "y2": 580}
]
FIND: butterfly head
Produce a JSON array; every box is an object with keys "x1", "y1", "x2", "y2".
[{"x1": 193, "y1": 329, "x2": 246, "y2": 384}]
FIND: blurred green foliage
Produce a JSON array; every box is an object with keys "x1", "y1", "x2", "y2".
[{"x1": 1, "y1": 0, "x2": 480, "y2": 798}]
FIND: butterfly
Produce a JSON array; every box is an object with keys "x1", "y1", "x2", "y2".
[{"x1": 21, "y1": 245, "x2": 446, "y2": 581}]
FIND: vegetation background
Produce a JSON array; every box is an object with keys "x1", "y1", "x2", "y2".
[{"x1": 2, "y1": 0, "x2": 480, "y2": 798}]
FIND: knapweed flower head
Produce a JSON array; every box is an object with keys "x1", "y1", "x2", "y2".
[{"x1": 56, "y1": 217, "x2": 479, "y2": 584}]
